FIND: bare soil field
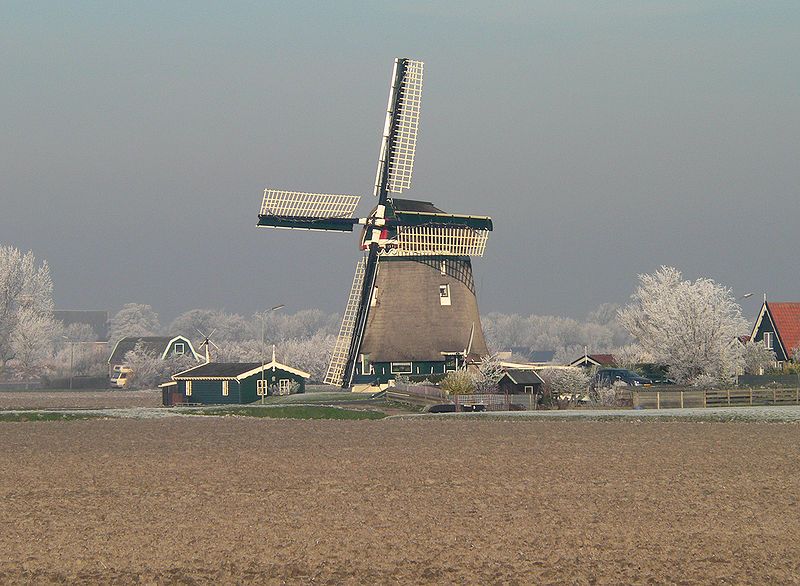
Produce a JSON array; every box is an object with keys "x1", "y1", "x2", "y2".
[
  {"x1": 0, "y1": 390, "x2": 161, "y2": 410},
  {"x1": 1, "y1": 418, "x2": 799, "y2": 584}
]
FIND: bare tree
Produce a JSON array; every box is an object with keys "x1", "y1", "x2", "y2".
[{"x1": 618, "y1": 266, "x2": 748, "y2": 385}]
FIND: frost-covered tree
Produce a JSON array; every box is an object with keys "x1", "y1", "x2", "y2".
[
  {"x1": 108, "y1": 303, "x2": 161, "y2": 344},
  {"x1": 169, "y1": 309, "x2": 250, "y2": 344},
  {"x1": 0, "y1": 245, "x2": 57, "y2": 372},
  {"x1": 539, "y1": 367, "x2": 591, "y2": 406},
  {"x1": 472, "y1": 353, "x2": 504, "y2": 394},
  {"x1": 123, "y1": 343, "x2": 195, "y2": 390},
  {"x1": 618, "y1": 266, "x2": 748, "y2": 385}
]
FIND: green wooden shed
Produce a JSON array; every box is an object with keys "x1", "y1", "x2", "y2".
[{"x1": 160, "y1": 361, "x2": 311, "y2": 406}]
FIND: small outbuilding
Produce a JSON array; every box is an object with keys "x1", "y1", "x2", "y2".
[
  {"x1": 108, "y1": 335, "x2": 200, "y2": 377},
  {"x1": 498, "y1": 368, "x2": 544, "y2": 395},
  {"x1": 160, "y1": 360, "x2": 311, "y2": 406}
]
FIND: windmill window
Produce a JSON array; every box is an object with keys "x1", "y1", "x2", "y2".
[
  {"x1": 174, "y1": 343, "x2": 185, "y2": 355},
  {"x1": 439, "y1": 284, "x2": 451, "y2": 306},
  {"x1": 764, "y1": 332, "x2": 773, "y2": 350},
  {"x1": 371, "y1": 286, "x2": 378, "y2": 307},
  {"x1": 185, "y1": 381, "x2": 192, "y2": 397},
  {"x1": 391, "y1": 362, "x2": 412, "y2": 374},
  {"x1": 440, "y1": 260, "x2": 447, "y2": 275}
]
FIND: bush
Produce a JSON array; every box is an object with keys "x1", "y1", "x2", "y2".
[{"x1": 440, "y1": 369, "x2": 475, "y2": 395}]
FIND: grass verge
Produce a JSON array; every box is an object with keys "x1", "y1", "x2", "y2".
[
  {"x1": 193, "y1": 405, "x2": 387, "y2": 420},
  {"x1": 0, "y1": 412, "x2": 105, "y2": 422}
]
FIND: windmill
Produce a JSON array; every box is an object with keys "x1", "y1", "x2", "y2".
[
  {"x1": 257, "y1": 58, "x2": 493, "y2": 388},
  {"x1": 196, "y1": 328, "x2": 220, "y2": 363}
]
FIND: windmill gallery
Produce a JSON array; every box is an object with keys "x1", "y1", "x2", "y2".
[{"x1": 257, "y1": 59, "x2": 493, "y2": 390}]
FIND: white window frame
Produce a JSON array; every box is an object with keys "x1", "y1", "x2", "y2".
[
  {"x1": 524, "y1": 385, "x2": 534, "y2": 393},
  {"x1": 391, "y1": 362, "x2": 412, "y2": 374},
  {"x1": 764, "y1": 332, "x2": 773, "y2": 350},
  {"x1": 439, "y1": 284, "x2": 451, "y2": 306},
  {"x1": 174, "y1": 342, "x2": 185, "y2": 355},
  {"x1": 278, "y1": 379, "x2": 290, "y2": 395},
  {"x1": 257, "y1": 379, "x2": 268, "y2": 396},
  {"x1": 221, "y1": 380, "x2": 229, "y2": 396},
  {"x1": 440, "y1": 260, "x2": 447, "y2": 276},
  {"x1": 185, "y1": 380, "x2": 192, "y2": 397}
]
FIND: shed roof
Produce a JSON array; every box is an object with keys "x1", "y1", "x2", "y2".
[
  {"x1": 172, "y1": 361, "x2": 311, "y2": 380},
  {"x1": 501, "y1": 369, "x2": 544, "y2": 385},
  {"x1": 569, "y1": 354, "x2": 617, "y2": 367}
]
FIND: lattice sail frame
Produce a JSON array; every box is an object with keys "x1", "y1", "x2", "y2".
[
  {"x1": 391, "y1": 225, "x2": 489, "y2": 257},
  {"x1": 387, "y1": 60, "x2": 424, "y2": 193},
  {"x1": 260, "y1": 189, "x2": 361, "y2": 218}
]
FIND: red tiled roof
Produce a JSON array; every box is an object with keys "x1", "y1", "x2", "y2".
[{"x1": 769, "y1": 303, "x2": 800, "y2": 358}]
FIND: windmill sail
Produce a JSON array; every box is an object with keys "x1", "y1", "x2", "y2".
[
  {"x1": 393, "y1": 225, "x2": 490, "y2": 257},
  {"x1": 374, "y1": 59, "x2": 424, "y2": 200},
  {"x1": 258, "y1": 190, "x2": 361, "y2": 232},
  {"x1": 324, "y1": 259, "x2": 367, "y2": 386}
]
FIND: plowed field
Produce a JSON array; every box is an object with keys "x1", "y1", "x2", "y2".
[{"x1": 1, "y1": 418, "x2": 799, "y2": 584}]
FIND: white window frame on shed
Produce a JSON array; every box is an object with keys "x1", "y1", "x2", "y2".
[
  {"x1": 524, "y1": 385, "x2": 534, "y2": 393},
  {"x1": 174, "y1": 342, "x2": 185, "y2": 355},
  {"x1": 185, "y1": 381, "x2": 192, "y2": 396},
  {"x1": 391, "y1": 362, "x2": 412, "y2": 374},
  {"x1": 439, "y1": 284, "x2": 451, "y2": 306},
  {"x1": 278, "y1": 379, "x2": 290, "y2": 395},
  {"x1": 257, "y1": 379, "x2": 268, "y2": 396},
  {"x1": 222, "y1": 380, "x2": 229, "y2": 396},
  {"x1": 764, "y1": 332, "x2": 773, "y2": 350}
]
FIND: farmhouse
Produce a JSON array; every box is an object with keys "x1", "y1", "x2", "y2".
[
  {"x1": 108, "y1": 335, "x2": 200, "y2": 376},
  {"x1": 750, "y1": 301, "x2": 800, "y2": 367},
  {"x1": 160, "y1": 361, "x2": 311, "y2": 406}
]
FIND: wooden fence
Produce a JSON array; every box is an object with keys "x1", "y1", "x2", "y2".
[{"x1": 632, "y1": 387, "x2": 800, "y2": 410}]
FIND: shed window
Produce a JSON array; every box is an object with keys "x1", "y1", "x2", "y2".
[
  {"x1": 257, "y1": 379, "x2": 267, "y2": 396},
  {"x1": 764, "y1": 332, "x2": 773, "y2": 350},
  {"x1": 222, "y1": 380, "x2": 229, "y2": 396},
  {"x1": 524, "y1": 385, "x2": 534, "y2": 393},
  {"x1": 174, "y1": 342, "x2": 185, "y2": 355},
  {"x1": 185, "y1": 381, "x2": 192, "y2": 397},
  {"x1": 439, "y1": 284, "x2": 451, "y2": 306},
  {"x1": 279, "y1": 379, "x2": 290, "y2": 395},
  {"x1": 391, "y1": 362, "x2": 412, "y2": 374}
]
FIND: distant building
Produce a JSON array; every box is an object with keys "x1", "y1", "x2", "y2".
[
  {"x1": 750, "y1": 301, "x2": 800, "y2": 367},
  {"x1": 496, "y1": 349, "x2": 555, "y2": 363},
  {"x1": 160, "y1": 361, "x2": 311, "y2": 406},
  {"x1": 108, "y1": 336, "x2": 200, "y2": 377},
  {"x1": 54, "y1": 310, "x2": 109, "y2": 342}
]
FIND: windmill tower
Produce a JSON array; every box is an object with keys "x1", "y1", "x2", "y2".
[{"x1": 257, "y1": 58, "x2": 493, "y2": 388}]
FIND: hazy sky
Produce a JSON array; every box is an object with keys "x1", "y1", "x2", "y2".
[{"x1": 2, "y1": 1, "x2": 798, "y2": 323}]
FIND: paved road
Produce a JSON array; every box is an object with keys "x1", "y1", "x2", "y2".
[{"x1": 398, "y1": 405, "x2": 800, "y2": 422}]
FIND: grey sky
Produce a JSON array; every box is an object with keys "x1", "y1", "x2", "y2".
[{"x1": 2, "y1": 1, "x2": 798, "y2": 323}]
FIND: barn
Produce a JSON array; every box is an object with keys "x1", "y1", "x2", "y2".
[{"x1": 160, "y1": 361, "x2": 311, "y2": 406}]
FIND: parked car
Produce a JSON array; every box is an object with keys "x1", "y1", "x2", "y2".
[{"x1": 592, "y1": 368, "x2": 652, "y2": 389}]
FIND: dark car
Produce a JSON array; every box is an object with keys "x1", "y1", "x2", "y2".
[{"x1": 592, "y1": 368, "x2": 652, "y2": 389}]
